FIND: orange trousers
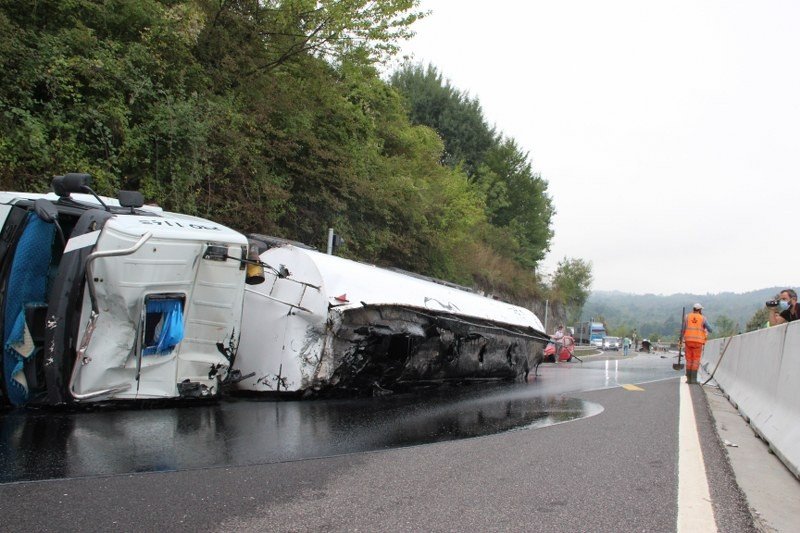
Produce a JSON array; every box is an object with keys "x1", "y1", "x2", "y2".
[{"x1": 684, "y1": 341, "x2": 704, "y2": 371}]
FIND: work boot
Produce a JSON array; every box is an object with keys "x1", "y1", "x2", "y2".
[
  {"x1": 689, "y1": 370, "x2": 697, "y2": 384},
  {"x1": 685, "y1": 370, "x2": 692, "y2": 384}
]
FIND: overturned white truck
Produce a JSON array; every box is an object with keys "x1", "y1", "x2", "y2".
[
  {"x1": 0, "y1": 174, "x2": 260, "y2": 407},
  {"x1": 236, "y1": 236, "x2": 549, "y2": 396}
]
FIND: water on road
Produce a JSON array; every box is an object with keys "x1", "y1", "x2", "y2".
[{"x1": 0, "y1": 354, "x2": 679, "y2": 483}]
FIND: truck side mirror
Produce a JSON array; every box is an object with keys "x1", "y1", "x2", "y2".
[{"x1": 118, "y1": 191, "x2": 144, "y2": 213}]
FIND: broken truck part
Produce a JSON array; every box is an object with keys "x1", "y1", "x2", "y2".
[
  {"x1": 235, "y1": 237, "x2": 550, "y2": 396},
  {"x1": 0, "y1": 174, "x2": 261, "y2": 407}
]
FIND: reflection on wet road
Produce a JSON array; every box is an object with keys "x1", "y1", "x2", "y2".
[{"x1": 0, "y1": 354, "x2": 678, "y2": 483}]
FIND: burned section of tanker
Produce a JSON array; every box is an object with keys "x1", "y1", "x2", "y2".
[
  {"x1": 322, "y1": 304, "x2": 544, "y2": 395},
  {"x1": 235, "y1": 239, "x2": 549, "y2": 397},
  {"x1": 0, "y1": 174, "x2": 261, "y2": 407}
]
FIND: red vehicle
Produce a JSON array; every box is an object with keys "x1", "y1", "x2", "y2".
[{"x1": 544, "y1": 335, "x2": 575, "y2": 362}]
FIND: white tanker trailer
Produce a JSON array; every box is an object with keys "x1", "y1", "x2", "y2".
[
  {"x1": 235, "y1": 236, "x2": 549, "y2": 396},
  {"x1": 0, "y1": 174, "x2": 547, "y2": 406},
  {"x1": 0, "y1": 174, "x2": 263, "y2": 407}
]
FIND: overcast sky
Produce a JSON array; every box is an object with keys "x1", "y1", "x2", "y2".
[{"x1": 395, "y1": 0, "x2": 799, "y2": 295}]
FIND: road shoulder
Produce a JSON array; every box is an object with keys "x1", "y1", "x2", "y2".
[{"x1": 703, "y1": 384, "x2": 800, "y2": 532}]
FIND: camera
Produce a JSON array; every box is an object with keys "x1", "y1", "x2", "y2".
[{"x1": 766, "y1": 299, "x2": 780, "y2": 307}]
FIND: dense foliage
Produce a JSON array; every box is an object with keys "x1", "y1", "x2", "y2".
[
  {"x1": 390, "y1": 64, "x2": 555, "y2": 270},
  {"x1": 0, "y1": 0, "x2": 567, "y2": 301}
]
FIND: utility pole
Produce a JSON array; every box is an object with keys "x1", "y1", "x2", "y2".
[
  {"x1": 543, "y1": 300, "x2": 549, "y2": 333},
  {"x1": 326, "y1": 228, "x2": 344, "y2": 255}
]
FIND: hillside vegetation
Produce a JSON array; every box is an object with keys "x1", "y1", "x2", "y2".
[
  {"x1": 582, "y1": 288, "x2": 784, "y2": 341},
  {"x1": 0, "y1": 0, "x2": 592, "y2": 311}
]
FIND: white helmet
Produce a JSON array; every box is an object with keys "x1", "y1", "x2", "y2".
[{"x1": 693, "y1": 303, "x2": 703, "y2": 310}]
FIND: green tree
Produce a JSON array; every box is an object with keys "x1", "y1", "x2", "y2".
[
  {"x1": 390, "y1": 63, "x2": 496, "y2": 173},
  {"x1": 196, "y1": 0, "x2": 423, "y2": 78},
  {"x1": 552, "y1": 258, "x2": 593, "y2": 324},
  {"x1": 608, "y1": 323, "x2": 639, "y2": 338},
  {"x1": 483, "y1": 138, "x2": 554, "y2": 267},
  {"x1": 746, "y1": 307, "x2": 770, "y2": 332},
  {"x1": 712, "y1": 315, "x2": 738, "y2": 338},
  {"x1": 391, "y1": 63, "x2": 555, "y2": 270},
  {"x1": 0, "y1": 0, "x2": 564, "y2": 304}
]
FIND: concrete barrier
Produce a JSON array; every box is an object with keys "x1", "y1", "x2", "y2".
[{"x1": 702, "y1": 321, "x2": 800, "y2": 479}]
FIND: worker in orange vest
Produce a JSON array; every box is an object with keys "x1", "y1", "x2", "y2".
[{"x1": 680, "y1": 303, "x2": 713, "y2": 384}]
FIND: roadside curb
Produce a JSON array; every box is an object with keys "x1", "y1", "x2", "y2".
[{"x1": 703, "y1": 382, "x2": 800, "y2": 532}]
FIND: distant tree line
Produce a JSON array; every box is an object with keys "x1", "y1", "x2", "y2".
[
  {"x1": 0, "y1": 0, "x2": 591, "y2": 307},
  {"x1": 583, "y1": 288, "x2": 786, "y2": 341}
]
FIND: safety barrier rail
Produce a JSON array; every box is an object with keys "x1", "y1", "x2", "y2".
[{"x1": 702, "y1": 321, "x2": 800, "y2": 479}]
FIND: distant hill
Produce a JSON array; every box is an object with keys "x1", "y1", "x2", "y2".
[{"x1": 579, "y1": 287, "x2": 786, "y2": 340}]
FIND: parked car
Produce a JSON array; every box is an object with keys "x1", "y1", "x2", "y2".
[
  {"x1": 602, "y1": 336, "x2": 621, "y2": 351},
  {"x1": 543, "y1": 335, "x2": 575, "y2": 363}
]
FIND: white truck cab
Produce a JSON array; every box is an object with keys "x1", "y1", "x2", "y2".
[{"x1": 0, "y1": 174, "x2": 256, "y2": 406}]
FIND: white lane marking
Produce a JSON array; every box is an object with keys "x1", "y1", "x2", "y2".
[{"x1": 678, "y1": 381, "x2": 718, "y2": 532}]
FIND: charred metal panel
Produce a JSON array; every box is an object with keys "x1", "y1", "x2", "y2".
[
  {"x1": 235, "y1": 242, "x2": 549, "y2": 397},
  {"x1": 315, "y1": 305, "x2": 546, "y2": 396}
]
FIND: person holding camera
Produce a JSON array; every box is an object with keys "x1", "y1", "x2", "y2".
[
  {"x1": 768, "y1": 289, "x2": 799, "y2": 325},
  {"x1": 681, "y1": 303, "x2": 713, "y2": 384}
]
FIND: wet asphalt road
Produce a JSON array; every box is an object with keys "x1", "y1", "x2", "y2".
[
  {"x1": 0, "y1": 355, "x2": 674, "y2": 484},
  {"x1": 0, "y1": 356, "x2": 752, "y2": 532}
]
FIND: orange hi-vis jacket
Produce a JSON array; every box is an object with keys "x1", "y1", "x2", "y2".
[{"x1": 683, "y1": 312, "x2": 707, "y2": 345}]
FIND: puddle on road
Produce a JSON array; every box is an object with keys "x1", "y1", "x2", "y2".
[
  {"x1": 0, "y1": 386, "x2": 602, "y2": 483},
  {"x1": 1, "y1": 354, "x2": 682, "y2": 484}
]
